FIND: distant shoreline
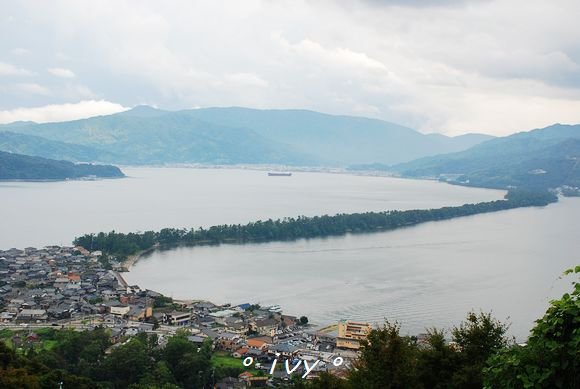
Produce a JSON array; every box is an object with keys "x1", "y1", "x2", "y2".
[{"x1": 0, "y1": 176, "x2": 125, "y2": 183}]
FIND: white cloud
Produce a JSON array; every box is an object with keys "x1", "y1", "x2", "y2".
[
  {"x1": 0, "y1": 100, "x2": 128, "y2": 124},
  {"x1": 48, "y1": 67, "x2": 76, "y2": 78},
  {"x1": 0, "y1": 61, "x2": 34, "y2": 76},
  {"x1": 279, "y1": 37, "x2": 389, "y2": 72},
  {"x1": 1, "y1": 0, "x2": 580, "y2": 135}
]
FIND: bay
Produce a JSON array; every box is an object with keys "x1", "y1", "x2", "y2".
[
  {"x1": 0, "y1": 167, "x2": 502, "y2": 249},
  {"x1": 3, "y1": 166, "x2": 576, "y2": 341},
  {"x1": 126, "y1": 197, "x2": 580, "y2": 341}
]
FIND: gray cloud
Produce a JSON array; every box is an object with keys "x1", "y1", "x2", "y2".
[{"x1": 1, "y1": 0, "x2": 580, "y2": 135}]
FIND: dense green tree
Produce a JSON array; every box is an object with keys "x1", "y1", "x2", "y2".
[
  {"x1": 0, "y1": 367, "x2": 41, "y2": 389},
  {"x1": 305, "y1": 372, "x2": 351, "y2": 389},
  {"x1": 484, "y1": 266, "x2": 580, "y2": 388},
  {"x1": 416, "y1": 328, "x2": 460, "y2": 388},
  {"x1": 74, "y1": 190, "x2": 557, "y2": 260},
  {"x1": 348, "y1": 321, "x2": 420, "y2": 389},
  {"x1": 131, "y1": 361, "x2": 178, "y2": 389},
  {"x1": 450, "y1": 311, "x2": 512, "y2": 388},
  {"x1": 104, "y1": 338, "x2": 153, "y2": 387}
]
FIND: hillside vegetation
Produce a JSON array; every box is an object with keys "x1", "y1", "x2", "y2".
[
  {"x1": 0, "y1": 151, "x2": 124, "y2": 180},
  {"x1": 0, "y1": 106, "x2": 491, "y2": 166},
  {"x1": 391, "y1": 124, "x2": 580, "y2": 192}
]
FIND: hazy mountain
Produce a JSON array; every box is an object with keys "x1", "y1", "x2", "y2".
[
  {"x1": 180, "y1": 107, "x2": 494, "y2": 165},
  {"x1": 0, "y1": 106, "x2": 493, "y2": 166},
  {"x1": 392, "y1": 124, "x2": 580, "y2": 191},
  {"x1": 0, "y1": 131, "x2": 119, "y2": 162},
  {"x1": 0, "y1": 151, "x2": 124, "y2": 180},
  {"x1": 0, "y1": 109, "x2": 310, "y2": 165}
]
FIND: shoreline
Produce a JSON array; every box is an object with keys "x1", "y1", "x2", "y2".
[{"x1": 122, "y1": 244, "x2": 159, "y2": 271}]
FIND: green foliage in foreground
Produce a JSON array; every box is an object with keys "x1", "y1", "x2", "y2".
[
  {"x1": 484, "y1": 266, "x2": 580, "y2": 389},
  {"x1": 0, "y1": 330, "x2": 220, "y2": 388},
  {"x1": 74, "y1": 189, "x2": 557, "y2": 259}
]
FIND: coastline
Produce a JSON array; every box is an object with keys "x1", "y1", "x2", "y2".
[{"x1": 122, "y1": 244, "x2": 159, "y2": 271}]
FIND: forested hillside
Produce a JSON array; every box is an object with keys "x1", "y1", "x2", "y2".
[{"x1": 0, "y1": 151, "x2": 124, "y2": 180}]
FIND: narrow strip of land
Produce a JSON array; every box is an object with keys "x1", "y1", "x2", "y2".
[{"x1": 74, "y1": 189, "x2": 557, "y2": 261}]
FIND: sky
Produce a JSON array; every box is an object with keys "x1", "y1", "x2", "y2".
[{"x1": 1, "y1": 0, "x2": 580, "y2": 136}]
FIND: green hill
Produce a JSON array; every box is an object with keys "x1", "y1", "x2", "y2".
[
  {"x1": 180, "y1": 107, "x2": 493, "y2": 165},
  {"x1": 0, "y1": 106, "x2": 492, "y2": 166},
  {"x1": 0, "y1": 151, "x2": 125, "y2": 180},
  {"x1": 0, "y1": 131, "x2": 119, "y2": 162},
  {"x1": 392, "y1": 124, "x2": 580, "y2": 192}
]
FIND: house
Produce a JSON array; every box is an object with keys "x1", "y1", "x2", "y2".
[
  {"x1": 336, "y1": 320, "x2": 372, "y2": 350},
  {"x1": 68, "y1": 274, "x2": 81, "y2": 285},
  {"x1": 281, "y1": 315, "x2": 297, "y2": 328},
  {"x1": 246, "y1": 348, "x2": 265, "y2": 359},
  {"x1": 233, "y1": 347, "x2": 249, "y2": 358},
  {"x1": 200, "y1": 327, "x2": 220, "y2": 340},
  {"x1": 164, "y1": 311, "x2": 191, "y2": 326},
  {"x1": 0, "y1": 311, "x2": 15, "y2": 322},
  {"x1": 246, "y1": 338, "x2": 268, "y2": 350},
  {"x1": 210, "y1": 309, "x2": 238, "y2": 325},
  {"x1": 187, "y1": 335, "x2": 207, "y2": 345},
  {"x1": 127, "y1": 305, "x2": 153, "y2": 321},
  {"x1": 251, "y1": 318, "x2": 278, "y2": 337},
  {"x1": 239, "y1": 372, "x2": 268, "y2": 387},
  {"x1": 16, "y1": 309, "x2": 48, "y2": 322},
  {"x1": 197, "y1": 316, "x2": 216, "y2": 327},
  {"x1": 109, "y1": 303, "x2": 131, "y2": 317},
  {"x1": 217, "y1": 339, "x2": 238, "y2": 352},
  {"x1": 268, "y1": 343, "x2": 299, "y2": 357}
]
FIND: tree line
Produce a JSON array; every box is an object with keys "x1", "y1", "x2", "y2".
[{"x1": 73, "y1": 189, "x2": 558, "y2": 259}]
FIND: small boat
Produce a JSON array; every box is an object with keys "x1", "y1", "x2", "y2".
[
  {"x1": 268, "y1": 305, "x2": 283, "y2": 313},
  {"x1": 268, "y1": 172, "x2": 292, "y2": 177}
]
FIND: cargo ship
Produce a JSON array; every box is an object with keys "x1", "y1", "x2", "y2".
[{"x1": 268, "y1": 172, "x2": 292, "y2": 176}]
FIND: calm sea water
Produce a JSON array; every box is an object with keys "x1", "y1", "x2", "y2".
[
  {"x1": 127, "y1": 198, "x2": 580, "y2": 341},
  {"x1": 2, "y1": 167, "x2": 577, "y2": 340},
  {"x1": 0, "y1": 167, "x2": 502, "y2": 249}
]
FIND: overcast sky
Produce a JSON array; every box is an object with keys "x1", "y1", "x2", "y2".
[{"x1": 1, "y1": 0, "x2": 580, "y2": 135}]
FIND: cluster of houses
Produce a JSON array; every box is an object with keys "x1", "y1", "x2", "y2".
[
  {"x1": 0, "y1": 245, "x2": 150, "y2": 325},
  {"x1": 0, "y1": 245, "x2": 372, "y2": 387}
]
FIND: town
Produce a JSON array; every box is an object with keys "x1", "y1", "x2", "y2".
[{"x1": 0, "y1": 245, "x2": 373, "y2": 387}]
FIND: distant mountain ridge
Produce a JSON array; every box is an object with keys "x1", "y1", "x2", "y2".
[
  {"x1": 0, "y1": 151, "x2": 125, "y2": 180},
  {"x1": 0, "y1": 106, "x2": 493, "y2": 166},
  {"x1": 0, "y1": 131, "x2": 119, "y2": 162},
  {"x1": 392, "y1": 124, "x2": 580, "y2": 192},
  {"x1": 179, "y1": 107, "x2": 494, "y2": 165}
]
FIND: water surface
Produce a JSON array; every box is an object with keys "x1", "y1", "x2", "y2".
[
  {"x1": 0, "y1": 167, "x2": 503, "y2": 248},
  {"x1": 126, "y1": 197, "x2": 580, "y2": 341}
]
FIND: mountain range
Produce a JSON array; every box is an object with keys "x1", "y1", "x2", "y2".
[
  {"x1": 1, "y1": 106, "x2": 578, "y2": 192},
  {"x1": 0, "y1": 106, "x2": 492, "y2": 166},
  {"x1": 392, "y1": 124, "x2": 580, "y2": 191}
]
